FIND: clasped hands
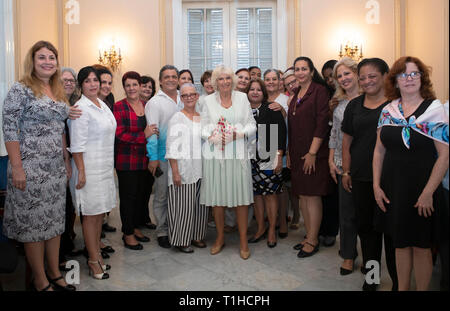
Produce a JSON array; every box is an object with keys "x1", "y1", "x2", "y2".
[{"x1": 209, "y1": 131, "x2": 242, "y2": 149}]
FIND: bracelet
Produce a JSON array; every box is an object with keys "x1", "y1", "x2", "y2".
[
  {"x1": 308, "y1": 152, "x2": 317, "y2": 157},
  {"x1": 342, "y1": 171, "x2": 351, "y2": 177}
]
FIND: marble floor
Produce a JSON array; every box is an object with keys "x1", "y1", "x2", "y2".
[{"x1": 1, "y1": 196, "x2": 443, "y2": 292}]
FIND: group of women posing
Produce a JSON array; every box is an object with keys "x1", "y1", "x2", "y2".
[{"x1": 2, "y1": 40, "x2": 448, "y2": 292}]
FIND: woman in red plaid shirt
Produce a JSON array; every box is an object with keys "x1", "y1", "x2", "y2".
[{"x1": 114, "y1": 71, "x2": 158, "y2": 250}]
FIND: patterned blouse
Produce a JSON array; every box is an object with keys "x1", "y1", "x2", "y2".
[{"x1": 329, "y1": 99, "x2": 349, "y2": 168}]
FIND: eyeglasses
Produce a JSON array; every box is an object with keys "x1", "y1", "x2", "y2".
[
  {"x1": 396, "y1": 71, "x2": 422, "y2": 81},
  {"x1": 285, "y1": 80, "x2": 298, "y2": 87},
  {"x1": 62, "y1": 79, "x2": 76, "y2": 84},
  {"x1": 180, "y1": 93, "x2": 198, "y2": 99}
]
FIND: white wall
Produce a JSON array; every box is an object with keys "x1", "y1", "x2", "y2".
[
  {"x1": 405, "y1": 0, "x2": 449, "y2": 101},
  {"x1": 68, "y1": 0, "x2": 163, "y2": 100},
  {"x1": 298, "y1": 0, "x2": 396, "y2": 71}
]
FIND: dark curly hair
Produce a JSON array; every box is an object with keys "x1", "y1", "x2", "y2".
[{"x1": 385, "y1": 56, "x2": 436, "y2": 101}]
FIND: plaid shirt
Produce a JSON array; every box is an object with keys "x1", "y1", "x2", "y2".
[{"x1": 113, "y1": 99, "x2": 148, "y2": 171}]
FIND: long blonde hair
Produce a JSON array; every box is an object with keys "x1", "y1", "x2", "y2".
[
  {"x1": 332, "y1": 57, "x2": 360, "y2": 101},
  {"x1": 20, "y1": 41, "x2": 67, "y2": 104}
]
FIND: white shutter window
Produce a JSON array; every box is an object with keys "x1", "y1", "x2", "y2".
[
  {"x1": 187, "y1": 8, "x2": 224, "y2": 88},
  {"x1": 183, "y1": 1, "x2": 278, "y2": 81},
  {"x1": 236, "y1": 7, "x2": 273, "y2": 72}
]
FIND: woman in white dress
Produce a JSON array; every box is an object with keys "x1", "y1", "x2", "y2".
[
  {"x1": 69, "y1": 66, "x2": 117, "y2": 280},
  {"x1": 166, "y1": 83, "x2": 208, "y2": 253},
  {"x1": 200, "y1": 65, "x2": 256, "y2": 260}
]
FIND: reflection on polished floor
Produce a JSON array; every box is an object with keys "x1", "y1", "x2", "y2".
[{"x1": 1, "y1": 195, "x2": 442, "y2": 291}]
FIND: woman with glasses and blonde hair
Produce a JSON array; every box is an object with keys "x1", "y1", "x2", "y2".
[
  {"x1": 328, "y1": 57, "x2": 361, "y2": 275},
  {"x1": 2, "y1": 41, "x2": 74, "y2": 291},
  {"x1": 200, "y1": 65, "x2": 256, "y2": 260},
  {"x1": 373, "y1": 56, "x2": 448, "y2": 291}
]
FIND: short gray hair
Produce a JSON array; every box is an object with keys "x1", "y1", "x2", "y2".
[
  {"x1": 180, "y1": 83, "x2": 197, "y2": 94},
  {"x1": 61, "y1": 67, "x2": 77, "y2": 80},
  {"x1": 211, "y1": 65, "x2": 237, "y2": 91},
  {"x1": 263, "y1": 68, "x2": 281, "y2": 80}
]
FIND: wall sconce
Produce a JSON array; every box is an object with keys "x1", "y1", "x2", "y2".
[
  {"x1": 98, "y1": 45, "x2": 122, "y2": 72},
  {"x1": 339, "y1": 42, "x2": 363, "y2": 61}
]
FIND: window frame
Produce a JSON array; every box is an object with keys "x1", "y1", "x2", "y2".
[{"x1": 174, "y1": 0, "x2": 287, "y2": 73}]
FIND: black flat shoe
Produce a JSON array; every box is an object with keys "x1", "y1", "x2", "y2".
[
  {"x1": 101, "y1": 245, "x2": 115, "y2": 253},
  {"x1": 293, "y1": 243, "x2": 304, "y2": 251},
  {"x1": 157, "y1": 236, "x2": 171, "y2": 249},
  {"x1": 48, "y1": 275, "x2": 76, "y2": 292},
  {"x1": 340, "y1": 267, "x2": 353, "y2": 276},
  {"x1": 248, "y1": 228, "x2": 268, "y2": 243},
  {"x1": 122, "y1": 236, "x2": 143, "y2": 250},
  {"x1": 278, "y1": 231, "x2": 288, "y2": 239},
  {"x1": 297, "y1": 242, "x2": 319, "y2": 258},
  {"x1": 135, "y1": 235, "x2": 150, "y2": 243},
  {"x1": 102, "y1": 223, "x2": 117, "y2": 233},
  {"x1": 267, "y1": 241, "x2": 277, "y2": 248}
]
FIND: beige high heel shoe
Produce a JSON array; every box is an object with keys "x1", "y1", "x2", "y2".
[
  {"x1": 240, "y1": 249, "x2": 251, "y2": 260},
  {"x1": 88, "y1": 260, "x2": 109, "y2": 280}
]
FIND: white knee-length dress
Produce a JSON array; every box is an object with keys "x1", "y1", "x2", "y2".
[{"x1": 68, "y1": 95, "x2": 117, "y2": 216}]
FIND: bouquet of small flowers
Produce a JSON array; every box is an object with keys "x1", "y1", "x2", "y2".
[{"x1": 210, "y1": 116, "x2": 236, "y2": 150}]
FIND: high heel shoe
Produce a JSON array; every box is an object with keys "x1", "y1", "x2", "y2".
[
  {"x1": 240, "y1": 249, "x2": 251, "y2": 260},
  {"x1": 248, "y1": 228, "x2": 268, "y2": 243},
  {"x1": 267, "y1": 241, "x2": 277, "y2": 248},
  {"x1": 210, "y1": 243, "x2": 225, "y2": 255},
  {"x1": 87, "y1": 260, "x2": 109, "y2": 280}
]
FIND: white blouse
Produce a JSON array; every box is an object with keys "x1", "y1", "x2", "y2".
[
  {"x1": 68, "y1": 95, "x2": 117, "y2": 216},
  {"x1": 165, "y1": 111, "x2": 202, "y2": 186}
]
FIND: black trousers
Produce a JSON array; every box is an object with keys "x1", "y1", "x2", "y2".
[
  {"x1": 59, "y1": 186, "x2": 75, "y2": 263},
  {"x1": 320, "y1": 182, "x2": 340, "y2": 237},
  {"x1": 352, "y1": 180, "x2": 398, "y2": 289},
  {"x1": 117, "y1": 170, "x2": 150, "y2": 236},
  {"x1": 138, "y1": 170, "x2": 155, "y2": 226}
]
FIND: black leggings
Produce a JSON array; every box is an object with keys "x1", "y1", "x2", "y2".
[{"x1": 352, "y1": 180, "x2": 398, "y2": 290}]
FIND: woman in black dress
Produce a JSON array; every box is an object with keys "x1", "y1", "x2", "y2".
[
  {"x1": 341, "y1": 58, "x2": 397, "y2": 291},
  {"x1": 246, "y1": 79, "x2": 287, "y2": 248},
  {"x1": 373, "y1": 56, "x2": 449, "y2": 291}
]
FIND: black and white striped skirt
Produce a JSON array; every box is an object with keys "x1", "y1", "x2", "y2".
[{"x1": 168, "y1": 179, "x2": 209, "y2": 246}]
